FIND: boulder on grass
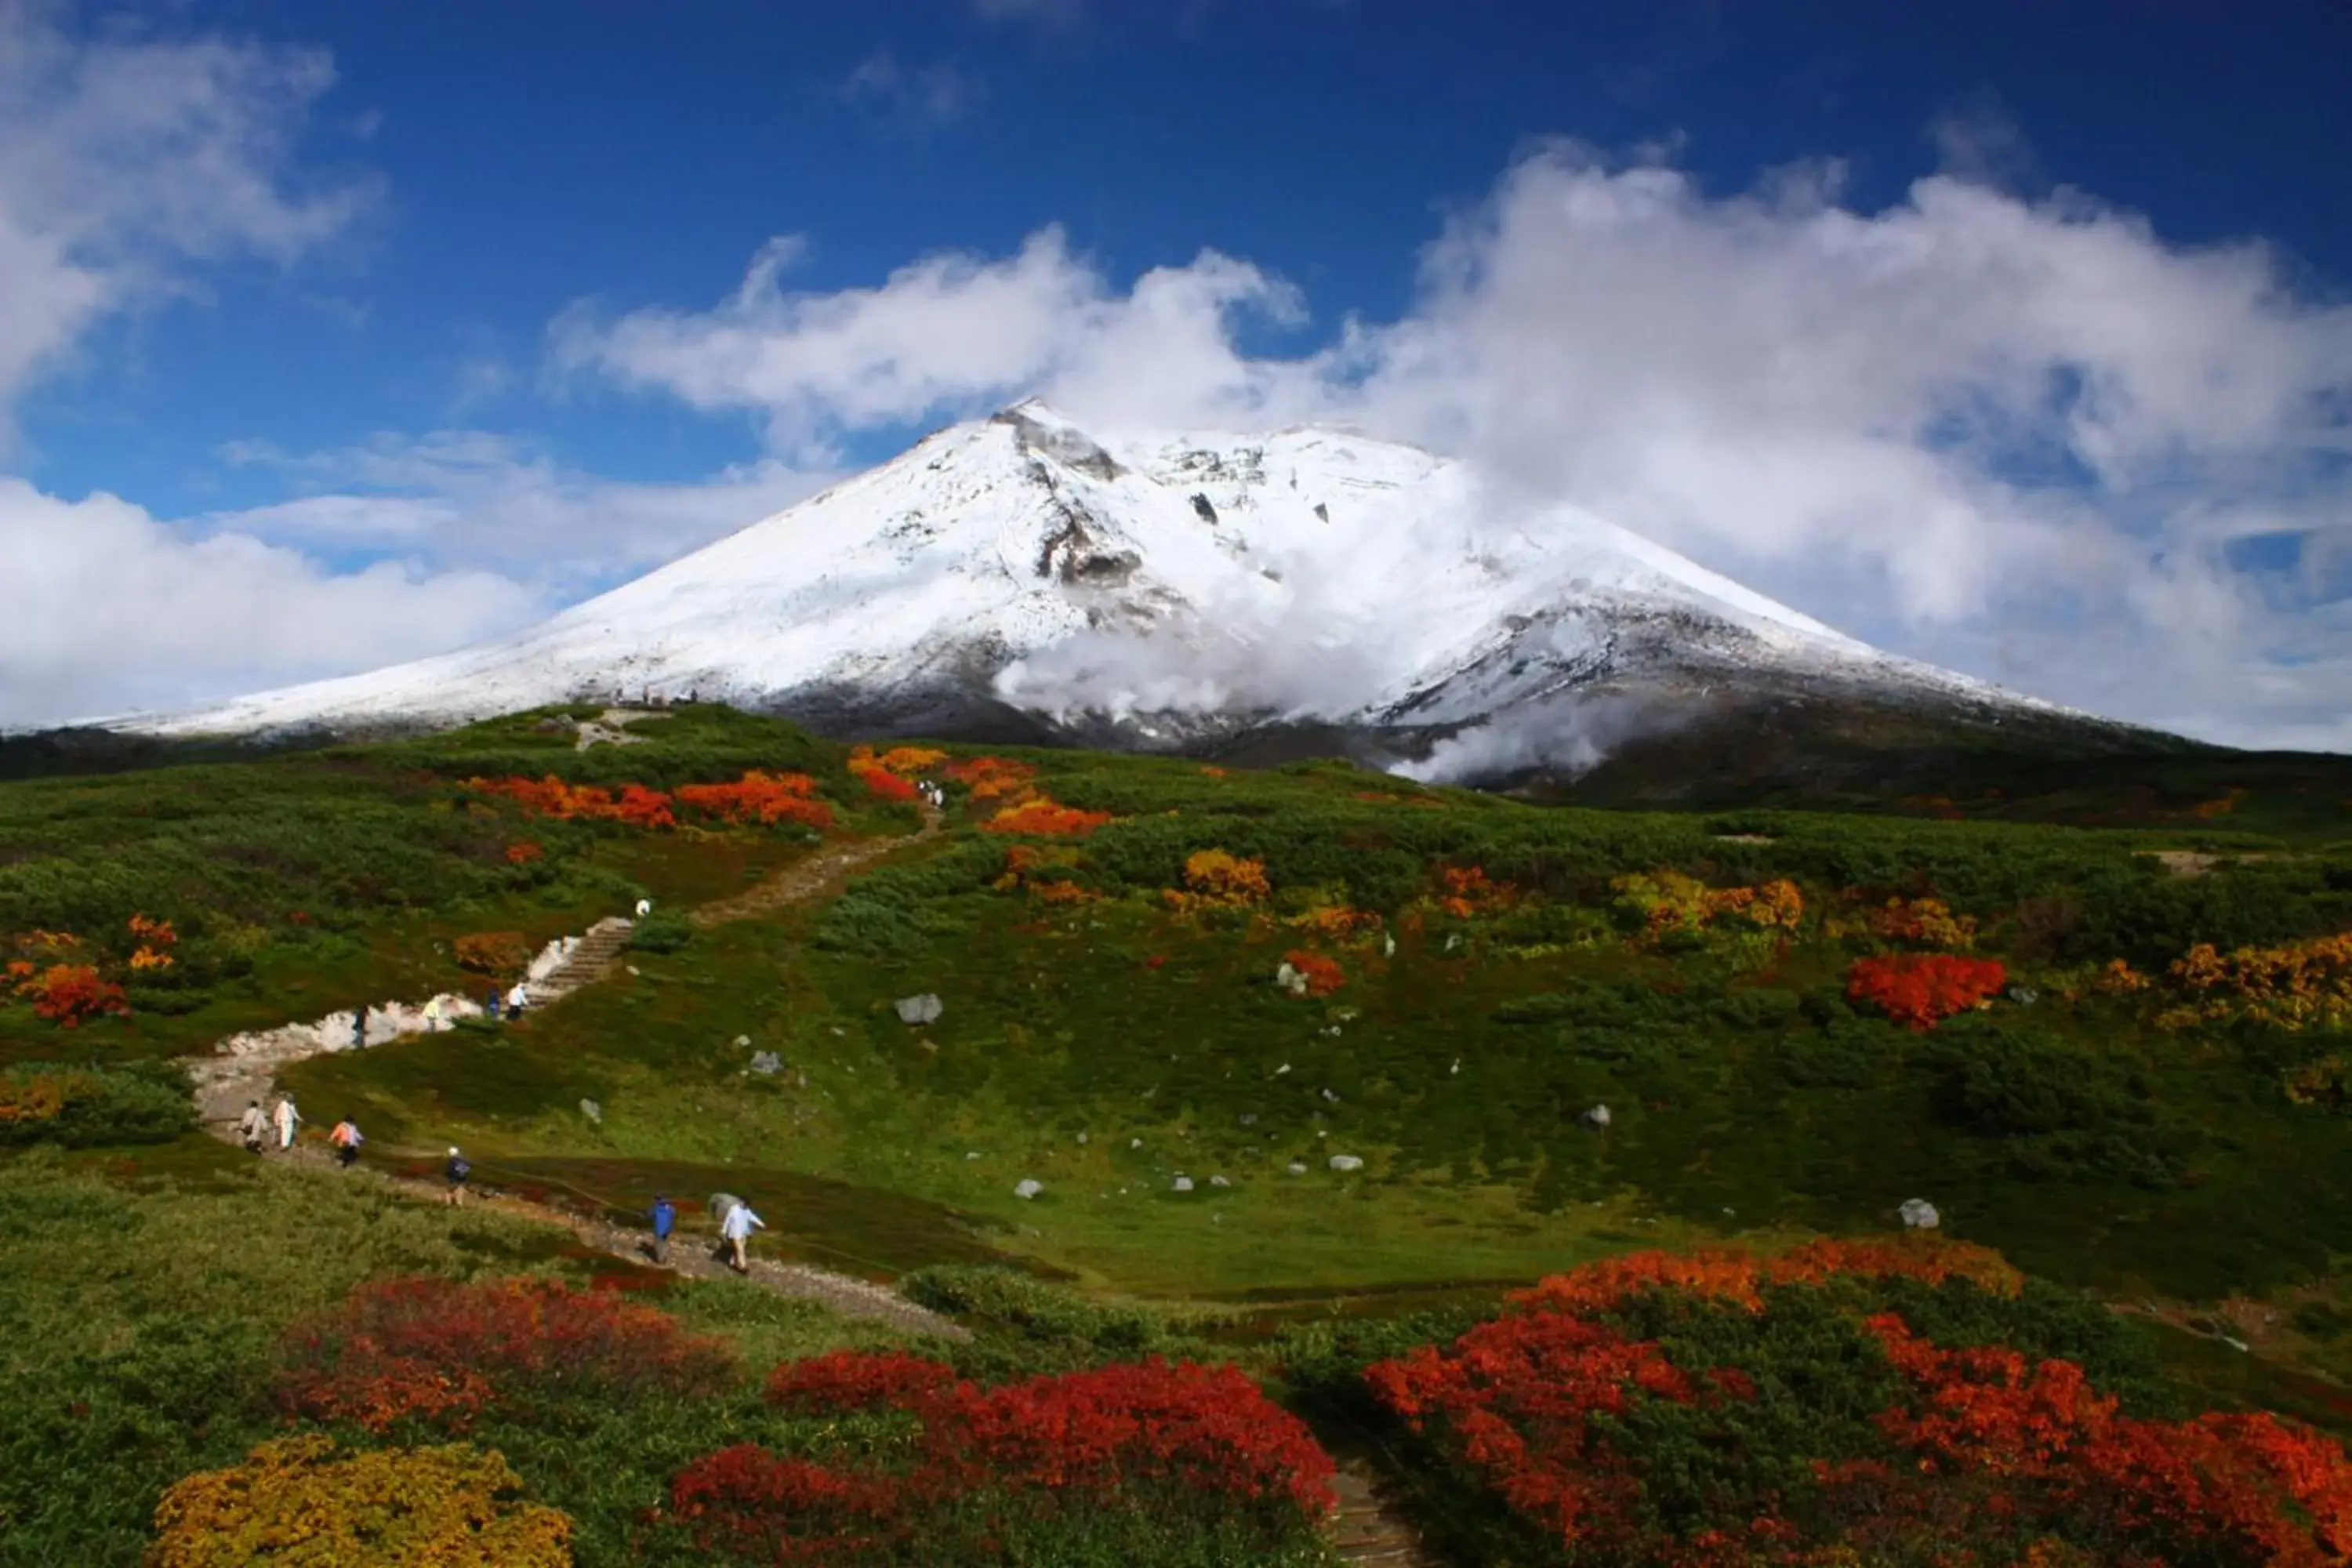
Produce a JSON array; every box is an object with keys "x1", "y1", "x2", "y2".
[{"x1": 894, "y1": 993, "x2": 944, "y2": 1025}]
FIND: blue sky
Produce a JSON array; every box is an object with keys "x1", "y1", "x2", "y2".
[{"x1": 4, "y1": 0, "x2": 2350, "y2": 740}]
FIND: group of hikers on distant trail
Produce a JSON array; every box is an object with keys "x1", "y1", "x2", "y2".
[{"x1": 238, "y1": 1092, "x2": 368, "y2": 1170}]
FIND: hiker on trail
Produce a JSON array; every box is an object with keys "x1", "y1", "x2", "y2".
[
  {"x1": 634, "y1": 898, "x2": 652, "y2": 918},
  {"x1": 272, "y1": 1094, "x2": 301, "y2": 1151},
  {"x1": 236, "y1": 1100, "x2": 267, "y2": 1154},
  {"x1": 719, "y1": 1200, "x2": 764, "y2": 1273},
  {"x1": 351, "y1": 1005, "x2": 366, "y2": 1048},
  {"x1": 506, "y1": 980, "x2": 528, "y2": 1019},
  {"x1": 649, "y1": 1194, "x2": 676, "y2": 1265},
  {"x1": 329, "y1": 1117, "x2": 363, "y2": 1169},
  {"x1": 444, "y1": 1147, "x2": 471, "y2": 1206},
  {"x1": 485, "y1": 985, "x2": 501, "y2": 1021},
  {"x1": 423, "y1": 996, "x2": 445, "y2": 1033}
]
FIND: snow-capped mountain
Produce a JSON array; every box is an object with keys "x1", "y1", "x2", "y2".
[{"x1": 125, "y1": 401, "x2": 2103, "y2": 779}]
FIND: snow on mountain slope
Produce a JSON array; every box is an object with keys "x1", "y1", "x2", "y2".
[{"x1": 128, "y1": 400, "x2": 2066, "y2": 765}]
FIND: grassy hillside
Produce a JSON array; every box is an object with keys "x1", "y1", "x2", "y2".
[{"x1": 9, "y1": 709, "x2": 2352, "y2": 1564}]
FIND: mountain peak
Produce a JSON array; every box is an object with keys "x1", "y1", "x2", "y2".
[{"x1": 126, "y1": 407, "x2": 2085, "y2": 778}]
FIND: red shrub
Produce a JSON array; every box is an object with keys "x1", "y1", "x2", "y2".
[
  {"x1": 851, "y1": 765, "x2": 918, "y2": 803},
  {"x1": 670, "y1": 1446, "x2": 904, "y2": 1563},
  {"x1": 1282, "y1": 950, "x2": 1346, "y2": 997},
  {"x1": 278, "y1": 1276, "x2": 736, "y2": 1432},
  {"x1": 764, "y1": 1349, "x2": 956, "y2": 1415},
  {"x1": 675, "y1": 1352, "x2": 1337, "y2": 1559},
  {"x1": 503, "y1": 840, "x2": 544, "y2": 866},
  {"x1": 1848, "y1": 953, "x2": 2007, "y2": 1029},
  {"x1": 13, "y1": 964, "x2": 129, "y2": 1027}
]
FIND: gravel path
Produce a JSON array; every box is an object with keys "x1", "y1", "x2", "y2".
[{"x1": 187, "y1": 806, "x2": 960, "y2": 1339}]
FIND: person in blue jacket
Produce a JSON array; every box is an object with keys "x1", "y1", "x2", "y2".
[{"x1": 649, "y1": 1193, "x2": 676, "y2": 1265}]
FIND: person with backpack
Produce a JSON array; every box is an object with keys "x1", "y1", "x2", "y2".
[
  {"x1": 351, "y1": 1004, "x2": 367, "y2": 1049},
  {"x1": 485, "y1": 985, "x2": 502, "y2": 1021},
  {"x1": 328, "y1": 1116, "x2": 364, "y2": 1168},
  {"x1": 649, "y1": 1193, "x2": 676, "y2": 1265},
  {"x1": 236, "y1": 1100, "x2": 267, "y2": 1154},
  {"x1": 444, "y1": 1146, "x2": 471, "y2": 1206}
]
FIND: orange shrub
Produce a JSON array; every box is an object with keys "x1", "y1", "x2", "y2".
[
  {"x1": 127, "y1": 913, "x2": 178, "y2": 947},
  {"x1": 1437, "y1": 866, "x2": 1515, "y2": 919},
  {"x1": 850, "y1": 745, "x2": 948, "y2": 779},
  {"x1": 128, "y1": 946, "x2": 174, "y2": 971},
  {"x1": 504, "y1": 840, "x2": 545, "y2": 866},
  {"x1": 675, "y1": 771, "x2": 834, "y2": 831},
  {"x1": 945, "y1": 755, "x2": 1039, "y2": 804},
  {"x1": 1289, "y1": 904, "x2": 1383, "y2": 939},
  {"x1": 982, "y1": 796, "x2": 1115, "y2": 837},
  {"x1": 464, "y1": 775, "x2": 676, "y2": 829},
  {"x1": 148, "y1": 1435, "x2": 574, "y2": 1568}
]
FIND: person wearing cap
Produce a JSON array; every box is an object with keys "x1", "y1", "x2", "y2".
[{"x1": 443, "y1": 1145, "x2": 471, "y2": 1206}]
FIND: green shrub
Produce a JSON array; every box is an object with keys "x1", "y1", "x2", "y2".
[
  {"x1": 0, "y1": 1062, "x2": 194, "y2": 1147},
  {"x1": 629, "y1": 910, "x2": 695, "y2": 955}
]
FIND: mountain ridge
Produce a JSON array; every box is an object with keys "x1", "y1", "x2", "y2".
[{"x1": 105, "y1": 401, "x2": 2158, "y2": 781}]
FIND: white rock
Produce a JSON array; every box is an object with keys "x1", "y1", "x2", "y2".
[
  {"x1": 1172, "y1": 1175, "x2": 1194, "y2": 1192},
  {"x1": 966, "y1": 1151, "x2": 982, "y2": 1160},
  {"x1": 1899, "y1": 1198, "x2": 1940, "y2": 1229},
  {"x1": 579, "y1": 1098, "x2": 602, "y2": 1123},
  {"x1": 1581, "y1": 1104, "x2": 1612, "y2": 1129},
  {"x1": 1287, "y1": 1161, "x2": 1308, "y2": 1175},
  {"x1": 1210, "y1": 1174, "x2": 1232, "y2": 1188},
  {"x1": 1328, "y1": 1154, "x2": 1363, "y2": 1172},
  {"x1": 1076, "y1": 1131, "x2": 1088, "y2": 1144},
  {"x1": 734, "y1": 1034, "x2": 751, "y2": 1047},
  {"x1": 1014, "y1": 1178, "x2": 1043, "y2": 1200},
  {"x1": 894, "y1": 993, "x2": 944, "y2": 1025}
]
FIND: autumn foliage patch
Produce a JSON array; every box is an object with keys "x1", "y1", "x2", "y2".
[
  {"x1": 148, "y1": 1435, "x2": 574, "y2": 1568},
  {"x1": 1848, "y1": 953, "x2": 2009, "y2": 1029},
  {"x1": 674, "y1": 770, "x2": 835, "y2": 831},
  {"x1": 277, "y1": 1276, "x2": 737, "y2": 1433},
  {"x1": 1365, "y1": 1243, "x2": 2352, "y2": 1566},
  {"x1": 981, "y1": 796, "x2": 1116, "y2": 837},
  {"x1": 1281, "y1": 950, "x2": 1346, "y2": 997},
  {"x1": 671, "y1": 1353, "x2": 1335, "y2": 1564},
  {"x1": 1163, "y1": 848, "x2": 1271, "y2": 911}
]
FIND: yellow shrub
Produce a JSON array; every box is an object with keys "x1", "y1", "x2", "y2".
[
  {"x1": 1165, "y1": 849, "x2": 1269, "y2": 909},
  {"x1": 2169, "y1": 933, "x2": 2352, "y2": 1032},
  {"x1": 147, "y1": 1435, "x2": 573, "y2": 1567}
]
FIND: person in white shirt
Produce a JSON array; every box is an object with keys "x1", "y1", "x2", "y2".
[
  {"x1": 506, "y1": 980, "x2": 529, "y2": 1018},
  {"x1": 719, "y1": 1201, "x2": 764, "y2": 1273},
  {"x1": 235, "y1": 1100, "x2": 267, "y2": 1153},
  {"x1": 271, "y1": 1094, "x2": 301, "y2": 1151}
]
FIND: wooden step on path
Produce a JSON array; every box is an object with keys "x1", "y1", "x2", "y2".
[
  {"x1": 531, "y1": 915, "x2": 636, "y2": 1000},
  {"x1": 1330, "y1": 1464, "x2": 1440, "y2": 1566}
]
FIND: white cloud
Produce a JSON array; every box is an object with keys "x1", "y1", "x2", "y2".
[
  {"x1": 0, "y1": 0, "x2": 365, "y2": 434},
  {"x1": 838, "y1": 49, "x2": 978, "y2": 131},
  {"x1": 552, "y1": 227, "x2": 1311, "y2": 458},
  {"x1": 551, "y1": 140, "x2": 2352, "y2": 750},
  {"x1": 215, "y1": 431, "x2": 835, "y2": 591},
  {"x1": 0, "y1": 477, "x2": 531, "y2": 725}
]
